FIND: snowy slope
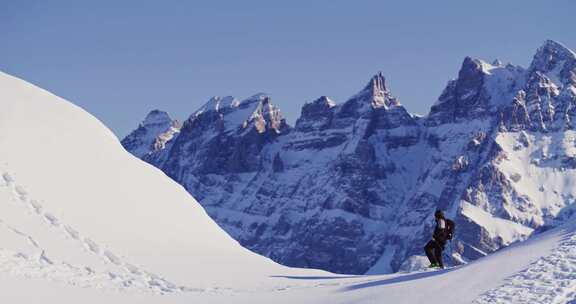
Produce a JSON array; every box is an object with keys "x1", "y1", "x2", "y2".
[
  {"x1": 327, "y1": 220, "x2": 574, "y2": 304},
  {"x1": 0, "y1": 71, "x2": 328, "y2": 293}
]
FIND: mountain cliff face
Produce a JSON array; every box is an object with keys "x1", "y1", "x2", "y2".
[
  {"x1": 121, "y1": 110, "x2": 182, "y2": 159},
  {"x1": 122, "y1": 40, "x2": 576, "y2": 274}
]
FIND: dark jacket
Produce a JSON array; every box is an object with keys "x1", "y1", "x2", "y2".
[{"x1": 432, "y1": 218, "x2": 448, "y2": 244}]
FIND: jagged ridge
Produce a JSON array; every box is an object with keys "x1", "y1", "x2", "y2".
[{"x1": 122, "y1": 40, "x2": 576, "y2": 274}]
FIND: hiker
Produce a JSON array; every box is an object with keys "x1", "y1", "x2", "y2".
[{"x1": 424, "y1": 210, "x2": 451, "y2": 269}]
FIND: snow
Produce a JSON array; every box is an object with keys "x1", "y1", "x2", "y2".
[
  {"x1": 495, "y1": 130, "x2": 576, "y2": 226},
  {"x1": 461, "y1": 202, "x2": 534, "y2": 245},
  {"x1": 2, "y1": 70, "x2": 576, "y2": 303},
  {"x1": 474, "y1": 223, "x2": 576, "y2": 304},
  {"x1": 365, "y1": 245, "x2": 396, "y2": 274},
  {"x1": 220, "y1": 94, "x2": 269, "y2": 133},
  {"x1": 332, "y1": 224, "x2": 565, "y2": 304},
  {"x1": 186, "y1": 94, "x2": 279, "y2": 136},
  {"x1": 0, "y1": 217, "x2": 572, "y2": 303},
  {"x1": 193, "y1": 96, "x2": 240, "y2": 117},
  {"x1": 480, "y1": 60, "x2": 526, "y2": 108},
  {"x1": 0, "y1": 71, "x2": 328, "y2": 292}
]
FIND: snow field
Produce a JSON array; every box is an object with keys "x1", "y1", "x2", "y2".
[
  {"x1": 474, "y1": 225, "x2": 576, "y2": 304},
  {"x1": 0, "y1": 168, "x2": 188, "y2": 294}
]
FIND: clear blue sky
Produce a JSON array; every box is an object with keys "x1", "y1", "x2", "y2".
[{"x1": 1, "y1": 1, "x2": 575, "y2": 137}]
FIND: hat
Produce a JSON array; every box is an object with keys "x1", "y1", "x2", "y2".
[{"x1": 434, "y1": 210, "x2": 444, "y2": 218}]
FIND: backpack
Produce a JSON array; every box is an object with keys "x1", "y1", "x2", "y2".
[{"x1": 445, "y1": 218, "x2": 455, "y2": 240}]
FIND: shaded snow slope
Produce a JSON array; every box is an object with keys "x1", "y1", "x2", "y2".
[{"x1": 0, "y1": 71, "x2": 326, "y2": 292}]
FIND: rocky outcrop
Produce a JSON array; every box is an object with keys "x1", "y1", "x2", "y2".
[{"x1": 295, "y1": 96, "x2": 335, "y2": 132}]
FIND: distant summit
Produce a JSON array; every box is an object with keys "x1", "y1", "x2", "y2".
[{"x1": 121, "y1": 110, "x2": 181, "y2": 158}]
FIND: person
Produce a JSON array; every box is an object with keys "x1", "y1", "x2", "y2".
[{"x1": 424, "y1": 210, "x2": 448, "y2": 269}]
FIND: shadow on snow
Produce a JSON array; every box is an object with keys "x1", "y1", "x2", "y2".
[
  {"x1": 270, "y1": 268, "x2": 457, "y2": 292},
  {"x1": 340, "y1": 268, "x2": 458, "y2": 292},
  {"x1": 270, "y1": 275, "x2": 361, "y2": 280}
]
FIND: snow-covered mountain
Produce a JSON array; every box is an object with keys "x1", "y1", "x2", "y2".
[
  {"x1": 121, "y1": 109, "x2": 182, "y2": 159},
  {"x1": 123, "y1": 40, "x2": 576, "y2": 275}
]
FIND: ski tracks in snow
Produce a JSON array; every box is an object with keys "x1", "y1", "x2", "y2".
[
  {"x1": 0, "y1": 170, "x2": 198, "y2": 294},
  {"x1": 474, "y1": 229, "x2": 576, "y2": 304}
]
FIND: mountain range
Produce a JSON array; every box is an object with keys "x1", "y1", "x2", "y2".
[
  {"x1": 122, "y1": 40, "x2": 576, "y2": 275},
  {"x1": 1, "y1": 42, "x2": 576, "y2": 303}
]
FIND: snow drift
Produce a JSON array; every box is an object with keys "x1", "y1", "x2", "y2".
[{"x1": 0, "y1": 71, "x2": 327, "y2": 293}]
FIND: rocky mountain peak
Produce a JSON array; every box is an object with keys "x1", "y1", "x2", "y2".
[
  {"x1": 459, "y1": 56, "x2": 486, "y2": 79},
  {"x1": 533, "y1": 40, "x2": 576, "y2": 66},
  {"x1": 122, "y1": 110, "x2": 181, "y2": 158},
  {"x1": 295, "y1": 96, "x2": 337, "y2": 131},
  {"x1": 426, "y1": 57, "x2": 487, "y2": 124},
  {"x1": 239, "y1": 93, "x2": 269, "y2": 106},
  {"x1": 361, "y1": 72, "x2": 400, "y2": 109},
  {"x1": 529, "y1": 40, "x2": 576, "y2": 86},
  {"x1": 190, "y1": 96, "x2": 241, "y2": 122},
  {"x1": 142, "y1": 110, "x2": 173, "y2": 127},
  {"x1": 492, "y1": 59, "x2": 504, "y2": 66},
  {"x1": 303, "y1": 96, "x2": 337, "y2": 112},
  {"x1": 244, "y1": 96, "x2": 288, "y2": 134},
  {"x1": 315, "y1": 95, "x2": 336, "y2": 107},
  {"x1": 201, "y1": 95, "x2": 239, "y2": 112},
  {"x1": 427, "y1": 56, "x2": 527, "y2": 126},
  {"x1": 338, "y1": 72, "x2": 401, "y2": 121},
  {"x1": 365, "y1": 72, "x2": 387, "y2": 93}
]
